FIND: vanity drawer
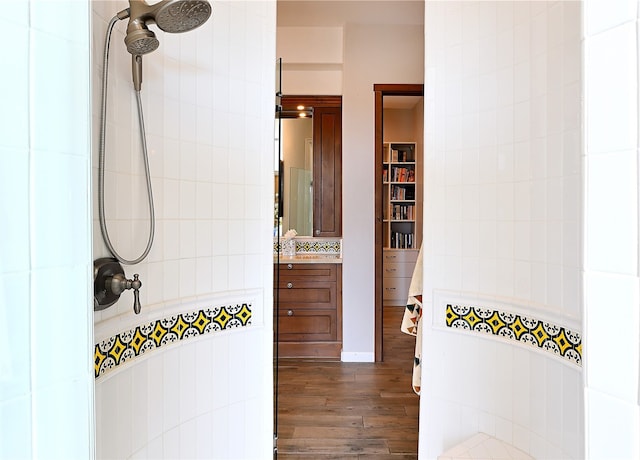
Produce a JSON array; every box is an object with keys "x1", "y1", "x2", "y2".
[
  {"x1": 278, "y1": 282, "x2": 337, "y2": 310},
  {"x1": 383, "y1": 277, "x2": 411, "y2": 301},
  {"x1": 278, "y1": 308, "x2": 337, "y2": 341},
  {"x1": 276, "y1": 263, "x2": 338, "y2": 283},
  {"x1": 382, "y1": 262, "x2": 415, "y2": 278}
]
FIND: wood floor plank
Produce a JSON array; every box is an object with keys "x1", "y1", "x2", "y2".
[
  {"x1": 292, "y1": 425, "x2": 418, "y2": 441},
  {"x1": 277, "y1": 438, "x2": 390, "y2": 455},
  {"x1": 278, "y1": 414, "x2": 363, "y2": 428}
]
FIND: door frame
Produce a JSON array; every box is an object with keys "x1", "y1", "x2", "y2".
[{"x1": 373, "y1": 83, "x2": 424, "y2": 362}]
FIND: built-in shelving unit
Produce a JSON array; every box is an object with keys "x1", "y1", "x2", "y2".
[
  {"x1": 382, "y1": 142, "x2": 417, "y2": 249},
  {"x1": 382, "y1": 141, "x2": 421, "y2": 306}
]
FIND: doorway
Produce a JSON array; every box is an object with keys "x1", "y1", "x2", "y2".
[{"x1": 374, "y1": 84, "x2": 424, "y2": 362}]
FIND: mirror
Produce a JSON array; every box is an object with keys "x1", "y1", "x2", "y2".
[{"x1": 280, "y1": 116, "x2": 313, "y2": 236}]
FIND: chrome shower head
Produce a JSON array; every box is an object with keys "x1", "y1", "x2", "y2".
[
  {"x1": 123, "y1": 0, "x2": 211, "y2": 55},
  {"x1": 127, "y1": 0, "x2": 211, "y2": 46},
  {"x1": 154, "y1": 0, "x2": 212, "y2": 33},
  {"x1": 121, "y1": 0, "x2": 212, "y2": 89}
]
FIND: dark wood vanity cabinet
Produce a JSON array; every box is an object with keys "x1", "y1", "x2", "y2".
[{"x1": 275, "y1": 263, "x2": 342, "y2": 359}]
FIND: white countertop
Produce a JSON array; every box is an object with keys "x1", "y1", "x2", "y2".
[{"x1": 274, "y1": 254, "x2": 342, "y2": 264}]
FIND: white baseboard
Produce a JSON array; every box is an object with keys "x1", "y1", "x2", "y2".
[{"x1": 340, "y1": 351, "x2": 375, "y2": 362}]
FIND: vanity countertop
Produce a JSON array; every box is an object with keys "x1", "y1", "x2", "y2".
[{"x1": 274, "y1": 254, "x2": 342, "y2": 264}]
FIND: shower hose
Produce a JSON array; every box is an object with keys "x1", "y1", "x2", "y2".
[{"x1": 98, "y1": 14, "x2": 155, "y2": 265}]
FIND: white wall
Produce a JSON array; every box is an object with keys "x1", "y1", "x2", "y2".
[
  {"x1": 277, "y1": 26, "x2": 344, "y2": 94},
  {"x1": 342, "y1": 23, "x2": 424, "y2": 359},
  {"x1": 583, "y1": 0, "x2": 640, "y2": 458},
  {"x1": 0, "y1": 1, "x2": 94, "y2": 458},
  {"x1": 421, "y1": 1, "x2": 583, "y2": 458},
  {"x1": 92, "y1": 1, "x2": 276, "y2": 458}
]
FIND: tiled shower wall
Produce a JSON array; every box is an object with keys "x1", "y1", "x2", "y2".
[
  {"x1": 91, "y1": 1, "x2": 276, "y2": 458},
  {"x1": 583, "y1": 0, "x2": 640, "y2": 458},
  {"x1": 0, "y1": 1, "x2": 94, "y2": 458},
  {"x1": 422, "y1": 2, "x2": 584, "y2": 458}
]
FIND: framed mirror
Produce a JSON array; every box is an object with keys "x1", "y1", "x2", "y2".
[{"x1": 278, "y1": 112, "x2": 313, "y2": 236}]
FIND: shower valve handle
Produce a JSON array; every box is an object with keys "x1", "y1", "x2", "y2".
[
  {"x1": 110, "y1": 272, "x2": 143, "y2": 314},
  {"x1": 132, "y1": 275, "x2": 142, "y2": 314}
]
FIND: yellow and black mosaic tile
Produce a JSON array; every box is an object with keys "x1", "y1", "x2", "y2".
[
  {"x1": 273, "y1": 239, "x2": 341, "y2": 255},
  {"x1": 94, "y1": 303, "x2": 252, "y2": 379},
  {"x1": 446, "y1": 304, "x2": 582, "y2": 366}
]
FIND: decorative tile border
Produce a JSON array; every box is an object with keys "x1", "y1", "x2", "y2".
[
  {"x1": 273, "y1": 238, "x2": 341, "y2": 255},
  {"x1": 94, "y1": 303, "x2": 252, "y2": 379},
  {"x1": 446, "y1": 304, "x2": 582, "y2": 366}
]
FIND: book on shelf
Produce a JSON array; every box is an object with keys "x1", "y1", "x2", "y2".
[
  {"x1": 391, "y1": 204, "x2": 415, "y2": 220},
  {"x1": 389, "y1": 166, "x2": 415, "y2": 182},
  {"x1": 389, "y1": 231, "x2": 414, "y2": 249},
  {"x1": 391, "y1": 185, "x2": 416, "y2": 201}
]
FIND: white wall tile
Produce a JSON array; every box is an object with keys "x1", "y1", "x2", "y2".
[
  {"x1": 179, "y1": 343, "x2": 198, "y2": 424},
  {"x1": 132, "y1": 360, "x2": 149, "y2": 454},
  {"x1": 0, "y1": 395, "x2": 31, "y2": 458},
  {"x1": 0, "y1": 148, "x2": 29, "y2": 271},
  {"x1": 585, "y1": 150, "x2": 638, "y2": 274},
  {"x1": 585, "y1": 22, "x2": 638, "y2": 154},
  {"x1": 162, "y1": 347, "x2": 181, "y2": 432},
  {"x1": 0, "y1": 22, "x2": 28, "y2": 149},
  {"x1": 586, "y1": 389, "x2": 640, "y2": 459},
  {"x1": 33, "y1": 381, "x2": 92, "y2": 459},
  {"x1": 585, "y1": 0, "x2": 637, "y2": 36},
  {"x1": 585, "y1": 271, "x2": 640, "y2": 400},
  {"x1": 146, "y1": 354, "x2": 164, "y2": 441}
]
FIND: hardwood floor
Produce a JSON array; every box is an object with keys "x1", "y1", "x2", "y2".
[{"x1": 276, "y1": 305, "x2": 419, "y2": 459}]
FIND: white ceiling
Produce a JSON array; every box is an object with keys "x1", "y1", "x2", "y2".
[{"x1": 277, "y1": 0, "x2": 425, "y2": 27}]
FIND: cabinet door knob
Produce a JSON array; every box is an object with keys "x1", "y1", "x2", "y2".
[
  {"x1": 287, "y1": 282, "x2": 293, "y2": 289},
  {"x1": 287, "y1": 310, "x2": 294, "y2": 316},
  {"x1": 287, "y1": 263, "x2": 293, "y2": 269}
]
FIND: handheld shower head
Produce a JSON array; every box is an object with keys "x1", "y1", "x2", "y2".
[{"x1": 124, "y1": 25, "x2": 160, "y2": 55}]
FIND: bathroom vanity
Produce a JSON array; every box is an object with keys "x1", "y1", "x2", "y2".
[{"x1": 274, "y1": 255, "x2": 342, "y2": 359}]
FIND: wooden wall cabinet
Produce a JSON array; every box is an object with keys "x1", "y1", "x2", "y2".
[
  {"x1": 313, "y1": 106, "x2": 342, "y2": 237},
  {"x1": 275, "y1": 263, "x2": 342, "y2": 359}
]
